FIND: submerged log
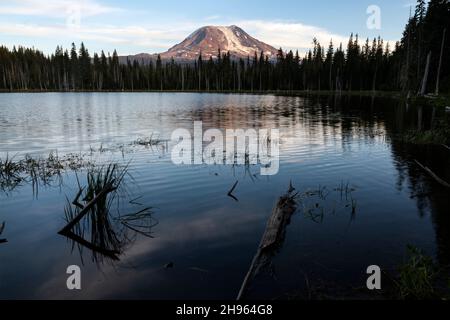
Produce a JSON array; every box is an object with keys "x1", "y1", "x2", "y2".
[
  {"x1": 237, "y1": 186, "x2": 297, "y2": 300},
  {"x1": 415, "y1": 160, "x2": 450, "y2": 188}
]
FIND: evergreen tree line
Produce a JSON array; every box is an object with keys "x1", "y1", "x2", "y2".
[{"x1": 0, "y1": 0, "x2": 449, "y2": 94}]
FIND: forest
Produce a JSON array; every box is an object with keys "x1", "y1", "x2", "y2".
[{"x1": 0, "y1": 0, "x2": 449, "y2": 95}]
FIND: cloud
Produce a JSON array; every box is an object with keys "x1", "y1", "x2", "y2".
[
  {"x1": 0, "y1": 0, "x2": 121, "y2": 18},
  {"x1": 237, "y1": 20, "x2": 351, "y2": 53},
  {"x1": 0, "y1": 15, "x2": 397, "y2": 55},
  {"x1": 204, "y1": 15, "x2": 221, "y2": 21},
  {"x1": 0, "y1": 23, "x2": 189, "y2": 49}
]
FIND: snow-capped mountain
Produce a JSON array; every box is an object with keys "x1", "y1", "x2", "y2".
[
  {"x1": 163, "y1": 25, "x2": 278, "y2": 60},
  {"x1": 121, "y1": 25, "x2": 278, "y2": 63}
]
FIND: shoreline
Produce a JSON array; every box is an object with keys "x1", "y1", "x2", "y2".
[
  {"x1": 1, "y1": 90, "x2": 448, "y2": 107},
  {"x1": 0, "y1": 89, "x2": 407, "y2": 98}
]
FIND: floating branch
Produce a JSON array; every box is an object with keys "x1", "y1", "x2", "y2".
[
  {"x1": 0, "y1": 221, "x2": 6, "y2": 244},
  {"x1": 442, "y1": 144, "x2": 450, "y2": 151},
  {"x1": 228, "y1": 180, "x2": 239, "y2": 202},
  {"x1": 288, "y1": 180, "x2": 295, "y2": 193},
  {"x1": 59, "y1": 182, "x2": 117, "y2": 234},
  {"x1": 415, "y1": 160, "x2": 450, "y2": 188},
  {"x1": 237, "y1": 185, "x2": 297, "y2": 300},
  {"x1": 61, "y1": 230, "x2": 120, "y2": 261}
]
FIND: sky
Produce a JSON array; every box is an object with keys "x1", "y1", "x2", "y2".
[{"x1": 0, "y1": 0, "x2": 417, "y2": 56}]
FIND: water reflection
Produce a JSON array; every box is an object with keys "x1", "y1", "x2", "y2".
[{"x1": 0, "y1": 93, "x2": 449, "y2": 299}]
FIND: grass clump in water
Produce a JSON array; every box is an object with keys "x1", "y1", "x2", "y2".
[
  {"x1": 133, "y1": 134, "x2": 166, "y2": 147},
  {"x1": 0, "y1": 154, "x2": 23, "y2": 191},
  {"x1": 0, "y1": 152, "x2": 94, "y2": 193},
  {"x1": 401, "y1": 116, "x2": 450, "y2": 145},
  {"x1": 62, "y1": 163, "x2": 155, "y2": 264},
  {"x1": 394, "y1": 245, "x2": 440, "y2": 300}
]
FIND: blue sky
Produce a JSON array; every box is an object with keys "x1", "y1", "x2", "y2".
[{"x1": 0, "y1": 0, "x2": 416, "y2": 55}]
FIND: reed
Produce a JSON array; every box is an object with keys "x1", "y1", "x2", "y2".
[{"x1": 60, "y1": 163, "x2": 155, "y2": 264}]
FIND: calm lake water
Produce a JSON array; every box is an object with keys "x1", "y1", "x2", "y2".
[{"x1": 0, "y1": 92, "x2": 449, "y2": 299}]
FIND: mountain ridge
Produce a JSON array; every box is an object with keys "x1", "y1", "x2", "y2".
[{"x1": 121, "y1": 25, "x2": 278, "y2": 64}]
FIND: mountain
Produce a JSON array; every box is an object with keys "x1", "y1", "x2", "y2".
[{"x1": 121, "y1": 25, "x2": 278, "y2": 64}]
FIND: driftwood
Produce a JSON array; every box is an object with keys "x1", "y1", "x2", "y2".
[
  {"x1": 237, "y1": 187, "x2": 297, "y2": 300},
  {"x1": 60, "y1": 230, "x2": 120, "y2": 260},
  {"x1": 58, "y1": 182, "x2": 117, "y2": 234},
  {"x1": 415, "y1": 160, "x2": 450, "y2": 188},
  {"x1": 227, "y1": 180, "x2": 239, "y2": 202},
  {"x1": 442, "y1": 144, "x2": 450, "y2": 151},
  {"x1": 0, "y1": 221, "x2": 6, "y2": 243}
]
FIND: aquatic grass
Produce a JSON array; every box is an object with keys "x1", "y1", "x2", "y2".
[
  {"x1": 63, "y1": 163, "x2": 129, "y2": 233},
  {"x1": 334, "y1": 181, "x2": 356, "y2": 200},
  {"x1": 61, "y1": 163, "x2": 156, "y2": 265},
  {"x1": 296, "y1": 182, "x2": 358, "y2": 224},
  {"x1": 400, "y1": 115, "x2": 450, "y2": 145},
  {"x1": 0, "y1": 152, "x2": 95, "y2": 194},
  {"x1": 133, "y1": 134, "x2": 166, "y2": 147},
  {"x1": 394, "y1": 245, "x2": 438, "y2": 300},
  {"x1": 0, "y1": 153, "x2": 24, "y2": 192},
  {"x1": 115, "y1": 207, "x2": 157, "y2": 238},
  {"x1": 401, "y1": 129, "x2": 450, "y2": 145}
]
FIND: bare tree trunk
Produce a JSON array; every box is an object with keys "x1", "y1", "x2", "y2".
[
  {"x1": 405, "y1": 14, "x2": 411, "y2": 91},
  {"x1": 372, "y1": 66, "x2": 378, "y2": 92},
  {"x1": 418, "y1": 106, "x2": 423, "y2": 131},
  {"x1": 419, "y1": 51, "x2": 431, "y2": 96},
  {"x1": 329, "y1": 62, "x2": 333, "y2": 91},
  {"x1": 435, "y1": 29, "x2": 446, "y2": 96}
]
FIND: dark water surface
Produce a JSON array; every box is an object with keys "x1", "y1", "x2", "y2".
[{"x1": 0, "y1": 93, "x2": 449, "y2": 299}]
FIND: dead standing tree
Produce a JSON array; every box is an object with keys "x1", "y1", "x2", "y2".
[
  {"x1": 435, "y1": 29, "x2": 447, "y2": 96},
  {"x1": 419, "y1": 51, "x2": 431, "y2": 96}
]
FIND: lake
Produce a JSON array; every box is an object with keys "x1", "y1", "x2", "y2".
[{"x1": 0, "y1": 92, "x2": 449, "y2": 299}]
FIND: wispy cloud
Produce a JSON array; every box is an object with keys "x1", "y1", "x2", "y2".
[
  {"x1": 0, "y1": 0, "x2": 121, "y2": 18},
  {"x1": 204, "y1": 15, "x2": 221, "y2": 21},
  {"x1": 0, "y1": 23, "x2": 187, "y2": 49},
  {"x1": 237, "y1": 20, "x2": 350, "y2": 52}
]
